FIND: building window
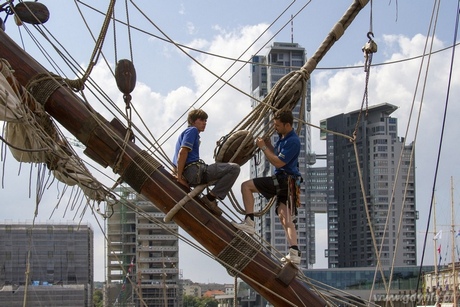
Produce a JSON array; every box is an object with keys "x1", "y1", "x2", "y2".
[
  {"x1": 67, "y1": 251, "x2": 74, "y2": 260},
  {"x1": 292, "y1": 60, "x2": 303, "y2": 67}
]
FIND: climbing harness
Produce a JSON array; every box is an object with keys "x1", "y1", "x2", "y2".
[
  {"x1": 272, "y1": 173, "x2": 303, "y2": 218},
  {"x1": 183, "y1": 159, "x2": 208, "y2": 185}
]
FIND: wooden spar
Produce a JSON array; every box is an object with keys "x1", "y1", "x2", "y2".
[{"x1": 0, "y1": 30, "x2": 328, "y2": 306}]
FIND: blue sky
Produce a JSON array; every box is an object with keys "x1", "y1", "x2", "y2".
[{"x1": 1, "y1": 0, "x2": 459, "y2": 284}]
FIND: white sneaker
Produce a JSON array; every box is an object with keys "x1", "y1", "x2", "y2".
[
  {"x1": 281, "y1": 248, "x2": 301, "y2": 265},
  {"x1": 232, "y1": 217, "x2": 255, "y2": 234}
]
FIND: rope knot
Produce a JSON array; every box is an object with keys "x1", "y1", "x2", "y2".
[
  {"x1": 298, "y1": 67, "x2": 310, "y2": 81},
  {"x1": 65, "y1": 78, "x2": 85, "y2": 92}
]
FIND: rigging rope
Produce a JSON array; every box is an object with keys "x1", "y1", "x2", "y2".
[
  {"x1": 4, "y1": 0, "x2": 439, "y2": 305},
  {"x1": 80, "y1": 0, "x2": 115, "y2": 83},
  {"x1": 213, "y1": 0, "x2": 371, "y2": 166},
  {"x1": 129, "y1": 0, "x2": 311, "y2": 149},
  {"x1": 416, "y1": 0, "x2": 460, "y2": 297}
]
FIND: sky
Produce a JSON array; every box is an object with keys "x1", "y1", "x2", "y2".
[{"x1": 0, "y1": 0, "x2": 459, "y2": 285}]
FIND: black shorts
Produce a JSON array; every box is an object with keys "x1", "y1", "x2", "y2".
[{"x1": 253, "y1": 176, "x2": 288, "y2": 205}]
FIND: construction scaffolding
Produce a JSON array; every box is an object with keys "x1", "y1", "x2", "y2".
[{"x1": 106, "y1": 186, "x2": 182, "y2": 307}]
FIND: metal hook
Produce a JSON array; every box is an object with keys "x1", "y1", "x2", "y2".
[{"x1": 367, "y1": 31, "x2": 374, "y2": 40}]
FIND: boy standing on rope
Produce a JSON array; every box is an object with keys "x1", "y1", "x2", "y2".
[
  {"x1": 232, "y1": 109, "x2": 302, "y2": 265},
  {"x1": 173, "y1": 109, "x2": 240, "y2": 215}
]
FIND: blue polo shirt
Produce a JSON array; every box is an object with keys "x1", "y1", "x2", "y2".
[
  {"x1": 173, "y1": 126, "x2": 200, "y2": 166},
  {"x1": 274, "y1": 129, "x2": 301, "y2": 176}
]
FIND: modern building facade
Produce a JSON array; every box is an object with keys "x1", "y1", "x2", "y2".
[
  {"x1": 306, "y1": 266, "x2": 432, "y2": 307},
  {"x1": 0, "y1": 221, "x2": 93, "y2": 306},
  {"x1": 249, "y1": 42, "x2": 325, "y2": 267},
  {"x1": 106, "y1": 186, "x2": 181, "y2": 307},
  {"x1": 213, "y1": 265, "x2": 432, "y2": 307},
  {"x1": 320, "y1": 103, "x2": 417, "y2": 268}
]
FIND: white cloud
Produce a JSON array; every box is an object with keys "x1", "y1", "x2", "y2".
[
  {"x1": 186, "y1": 22, "x2": 196, "y2": 35},
  {"x1": 178, "y1": 3, "x2": 185, "y2": 15}
]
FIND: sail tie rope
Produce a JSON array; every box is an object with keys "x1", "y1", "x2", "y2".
[{"x1": 26, "y1": 73, "x2": 85, "y2": 104}]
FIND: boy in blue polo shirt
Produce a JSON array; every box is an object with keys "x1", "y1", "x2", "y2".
[{"x1": 173, "y1": 109, "x2": 240, "y2": 215}]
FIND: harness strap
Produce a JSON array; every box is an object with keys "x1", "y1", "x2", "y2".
[
  {"x1": 184, "y1": 159, "x2": 206, "y2": 169},
  {"x1": 272, "y1": 173, "x2": 302, "y2": 208},
  {"x1": 184, "y1": 159, "x2": 208, "y2": 184},
  {"x1": 288, "y1": 176, "x2": 302, "y2": 208}
]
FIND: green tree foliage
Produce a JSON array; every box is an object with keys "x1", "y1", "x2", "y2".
[
  {"x1": 199, "y1": 296, "x2": 218, "y2": 307},
  {"x1": 183, "y1": 295, "x2": 218, "y2": 307},
  {"x1": 93, "y1": 289, "x2": 103, "y2": 307}
]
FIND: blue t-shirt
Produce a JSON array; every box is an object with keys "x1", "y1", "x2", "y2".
[
  {"x1": 274, "y1": 129, "x2": 301, "y2": 176},
  {"x1": 173, "y1": 126, "x2": 200, "y2": 166}
]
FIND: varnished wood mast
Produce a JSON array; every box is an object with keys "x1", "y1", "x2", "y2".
[{"x1": 0, "y1": 30, "x2": 327, "y2": 306}]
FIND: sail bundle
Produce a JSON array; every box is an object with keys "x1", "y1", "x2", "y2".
[{"x1": 0, "y1": 58, "x2": 111, "y2": 202}]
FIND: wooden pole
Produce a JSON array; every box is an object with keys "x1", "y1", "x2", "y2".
[{"x1": 0, "y1": 29, "x2": 327, "y2": 307}]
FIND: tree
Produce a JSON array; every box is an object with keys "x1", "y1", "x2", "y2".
[
  {"x1": 183, "y1": 295, "x2": 218, "y2": 307},
  {"x1": 199, "y1": 297, "x2": 218, "y2": 307},
  {"x1": 183, "y1": 295, "x2": 199, "y2": 306},
  {"x1": 93, "y1": 289, "x2": 103, "y2": 307}
]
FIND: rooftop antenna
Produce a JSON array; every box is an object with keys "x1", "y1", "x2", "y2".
[{"x1": 291, "y1": 14, "x2": 294, "y2": 43}]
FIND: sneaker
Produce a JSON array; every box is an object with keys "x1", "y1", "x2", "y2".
[
  {"x1": 281, "y1": 248, "x2": 301, "y2": 265},
  {"x1": 231, "y1": 217, "x2": 255, "y2": 234},
  {"x1": 199, "y1": 196, "x2": 222, "y2": 216}
]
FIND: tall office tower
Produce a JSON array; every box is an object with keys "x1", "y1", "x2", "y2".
[
  {"x1": 250, "y1": 42, "x2": 320, "y2": 267},
  {"x1": 0, "y1": 221, "x2": 93, "y2": 306},
  {"x1": 106, "y1": 186, "x2": 181, "y2": 307},
  {"x1": 320, "y1": 103, "x2": 417, "y2": 268}
]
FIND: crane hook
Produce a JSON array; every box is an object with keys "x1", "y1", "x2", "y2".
[{"x1": 362, "y1": 31, "x2": 377, "y2": 54}]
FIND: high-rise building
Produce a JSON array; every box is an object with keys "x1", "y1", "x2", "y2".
[
  {"x1": 106, "y1": 186, "x2": 181, "y2": 307},
  {"x1": 0, "y1": 221, "x2": 93, "y2": 306},
  {"x1": 250, "y1": 42, "x2": 324, "y2": 267},
  {"x1": 320, "y1": 103, "x2": 417, "y2": 268}
]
